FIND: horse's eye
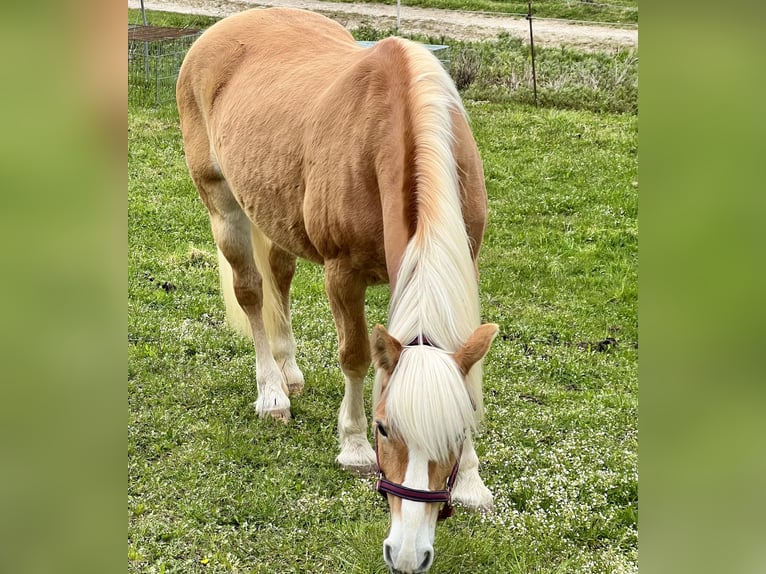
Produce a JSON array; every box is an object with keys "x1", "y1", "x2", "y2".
[{"x1": 376, "y1": 420, "x2": 388, "y2": 438}]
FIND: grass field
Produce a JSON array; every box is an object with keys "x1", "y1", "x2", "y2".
[
  {"x1": 129, "y1": 11, "x2": 637, "y2": 574},
  {"x1": 328, "y1": 0, "x2": 638, "y2": 24}
]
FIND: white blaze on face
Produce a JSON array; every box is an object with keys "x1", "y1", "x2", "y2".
[{"x1": 383, "y1": 447, "x2": 438, "y2": 574}]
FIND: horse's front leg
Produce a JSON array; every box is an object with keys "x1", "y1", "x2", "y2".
[
  {"x1": 451, "y1": 433, "x2": 494, "y2": 512},
  {"x1": 325, "y1": 260, "x2": 377, "y2": 475}
]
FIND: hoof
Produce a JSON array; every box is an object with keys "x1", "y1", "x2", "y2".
[
  {"x1": 281, "y1": 363, "x2": 305, "y2": 397},
  {"x1": 267, "y1": 407, "x2": 292, "y2": 422},
  {"x1": 339, "y1": 460, "x2": 377, "y2": 477},
  {"x1": 452, "y1": 471, "x2": 494, "y2": 512},
  {"x1": 456, "y1": 497, "x2": 495, "y2": 514},
  {"x1": 253, "y1": 401, "x2": 292, "y2": 422},
  {"x1": 337, "y1": 437, "x2": 377, "y2": 476},
  {"x1": 287, "y1": 380, "x2": 305, "y2": 397}
]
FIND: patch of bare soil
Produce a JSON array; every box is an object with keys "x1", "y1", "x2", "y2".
[{"x1": 128, "y1": 0, "x2": 637, "y2": 51}]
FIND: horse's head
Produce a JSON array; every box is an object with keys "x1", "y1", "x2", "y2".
[{"x1": 370, "y1": 323, "x2": 498, "y2": 574}]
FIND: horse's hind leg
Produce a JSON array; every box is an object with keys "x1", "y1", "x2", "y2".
[
  {"x1": 219, "y1": 226, "x2": 304, "y2": 396},
  {"x1": 265, "y1": 242, "x2": 305, "y2": 396},
  {"x1": 197, "y1": 176, "x2": 292, "y2": 421},
  {"x1": 325, "y1": 260, "x2": 377, "y2": 475}
]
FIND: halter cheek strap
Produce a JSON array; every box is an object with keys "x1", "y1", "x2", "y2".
[{"x1": 374, "y1": 427, "x2": 462, "y2": 521}]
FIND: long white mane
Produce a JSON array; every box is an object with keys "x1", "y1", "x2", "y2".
[{"x1": 374, "y1": 40, "x2": 484, "y2": 464}]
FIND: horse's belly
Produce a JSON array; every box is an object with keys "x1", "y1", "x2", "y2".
[
  {"x1": 238, "y1": 178, "x2": 323, "y2": 264},
  {"x1": 254, "y1": 213, "x2": 323, "y2": 265},
  {"x1": 302, "y1": 183, "x2": 389, "y2": 283},
  {"x1": 212, "y1": 123, "x2": 324, "y2": 263}
]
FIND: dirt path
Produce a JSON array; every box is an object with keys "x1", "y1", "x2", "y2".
[{"x1": 129, "y1": 0, "x2": 637, "y2": 51}]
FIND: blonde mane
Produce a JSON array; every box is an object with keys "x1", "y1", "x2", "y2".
[{"x1": 374, "y1": 40, "x2": 484, "y2": 463}]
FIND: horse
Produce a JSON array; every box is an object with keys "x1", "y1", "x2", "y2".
[{"x1": 176, "y1": 8, "x2": 498, "y2": 573}]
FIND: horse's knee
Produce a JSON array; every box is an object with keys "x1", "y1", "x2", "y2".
[{"x1": 339, "y1": 345, "x2": 371, "y2": 379}]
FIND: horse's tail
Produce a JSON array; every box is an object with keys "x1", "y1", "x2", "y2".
[{"x1": 217, "y1": 223, "x2": 285, "y2": 341}]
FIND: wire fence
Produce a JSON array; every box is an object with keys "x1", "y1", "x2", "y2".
[
  {"x1": 128, "y1": 25, "x2": 201, "y2": 106},
  {"x1": 523, "y1": 1, "x2": 637, "y2": 106}
]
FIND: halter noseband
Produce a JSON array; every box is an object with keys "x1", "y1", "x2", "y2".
[
  {"x1": 374, "y1": 428, "x2": 462, "y2": 520},
  {"x1": 374, "y1": 334, "x2": 462, "y2": 521}
]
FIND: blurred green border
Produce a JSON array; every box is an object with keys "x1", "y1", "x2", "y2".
[
  {"x1": 640, "y1": 1, "x2": 766, "y2": 573},
  {"x1": 0, "y1": 1, "x2": 125, "y2": 574},
  {"x1": 3, "y1": 0, "x2": 765, "y2": 572}
]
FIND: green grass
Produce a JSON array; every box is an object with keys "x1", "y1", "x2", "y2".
[
  {"x1": 327, "y1": 0, "x2": 637, "y2": 25},
  {"x1": 129, "y1": 8, "x2": 636, "y2": 572},
  {"x1": 129, "y1": 96, "x2": 636, "y2": 572},
  {"x1": 355, "y1": 28, "x2": 639, "y2": 114},
  {"x1": 129, "y1": 9, "x2": 220, "y2": 29}
]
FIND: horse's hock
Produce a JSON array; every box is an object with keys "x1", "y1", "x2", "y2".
[{"x1": 129, "y1": 25, "x2": 202, "y2": 106}]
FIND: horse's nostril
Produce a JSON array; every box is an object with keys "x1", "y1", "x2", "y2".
[
  {"x1": 384, "y1": 542, "x2": 394, "y2": 567},
  {"x1": 418, "y1": 549, "x2": 433, "y2": 572}
]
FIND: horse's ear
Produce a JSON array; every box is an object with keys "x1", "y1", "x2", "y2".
[
  {"x1": 370, "y1": 325, "x2": 403, "y2": 375},
  {"x1": 454, "y1": 324, "x2": 499, "y2": 376}
]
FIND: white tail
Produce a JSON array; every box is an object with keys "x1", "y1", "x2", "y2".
[{"x1": 217, "y1": 223, "x2": 285, "y2": 341}]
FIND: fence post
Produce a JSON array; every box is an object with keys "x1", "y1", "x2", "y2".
[
  {"x1": 526, "y1": 0, "x2": 538, "y2": 106},
  {"x1": 141, "y1": 0, "x2": 150, "y2": 82}
]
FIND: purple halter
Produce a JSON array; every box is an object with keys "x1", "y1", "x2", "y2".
[
  {"x1": 374, "y1": 334, "x2": 462, "y2": 521},
  {"x1": 374, "y1": 428, "x2": 462, "y2": 521}
]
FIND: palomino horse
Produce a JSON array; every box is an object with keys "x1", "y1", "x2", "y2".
[{"x1": 177, "y1": 8, "x2": 498, "y2": 573}]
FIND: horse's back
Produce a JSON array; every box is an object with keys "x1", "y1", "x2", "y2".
[
  {"x1": 177, "y1": 8, "x2": 486, "y2": 276},
  {"x1": 177, "y1": 9, "x2": 365, "y2": 262},
  {"x1": 178, "y1": 8, "x2": 358, "y2": 116}
]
